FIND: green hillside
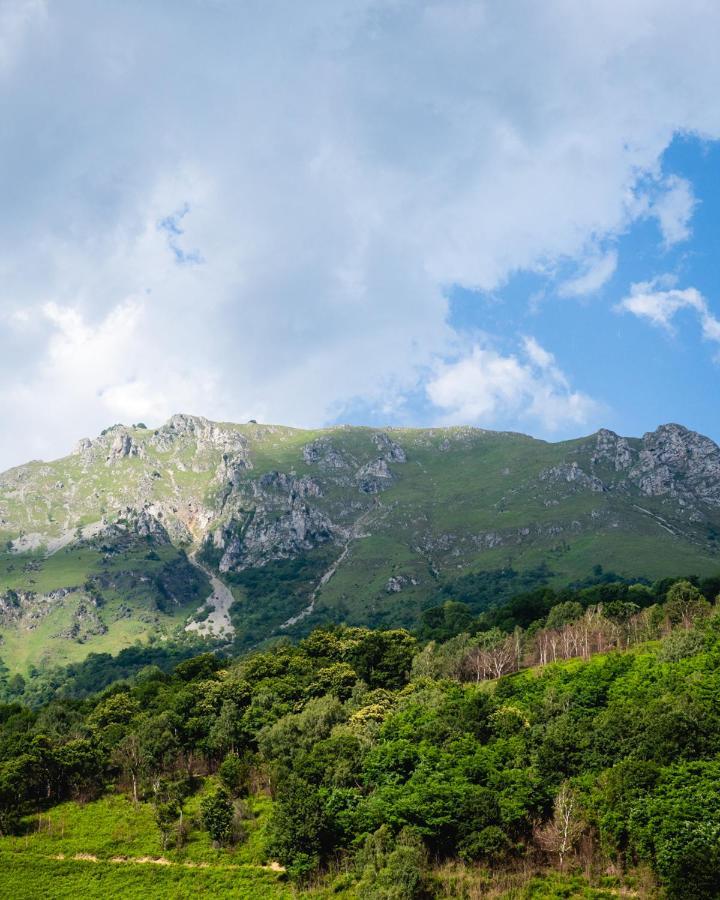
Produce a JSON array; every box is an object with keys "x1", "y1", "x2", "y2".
[{"x1": 1, "y1": 416, "x2": 719, "y2": 673}]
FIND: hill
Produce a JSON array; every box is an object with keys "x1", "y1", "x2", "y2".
[{"x1": 1, "y1": 415, "x2": 719, "y2": 673}]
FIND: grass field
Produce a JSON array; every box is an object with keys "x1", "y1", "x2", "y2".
[
  {"x1": 0, "y1": 788, "x2": 295, "y2": 899},
  {"x1": 0, "y1": 852, "x2": 291, "y2": 899}
]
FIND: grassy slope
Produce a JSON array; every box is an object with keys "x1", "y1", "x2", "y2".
[
  {"x1": 312, "y1": 430, "x2": 720, "y2": 628},
  {"x1": 0, "y1": 543, "x2": 209, "y2": 675},
  {"x1": 1, "y1": 421, "x2": 719, "y2": 672},
  {"x1": 0, "y1": 856, "x2": 286, "y2": 900},
  {"x1": 0, "y1": 789, "x2": 291, "y2": 900}
]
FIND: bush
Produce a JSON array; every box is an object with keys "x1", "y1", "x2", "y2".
[
  {"x1": 458, "y1": 825, "x2": 512, "y2": 864},
  {"x1": 218, "y1": 752, "x2": 251, "y2": 797},
  {"x1": 200, "y1": 787, "x2": 235, "y2": 846},
  {"x1": 659, "y1": 628, "x2": 705, "y2": 662},
  {"x1": 656, "y1": 822, "x2": 720, "y2": 899},
  {"x1": 356, "y1": 826, "x2": 429, "y2": 900}
]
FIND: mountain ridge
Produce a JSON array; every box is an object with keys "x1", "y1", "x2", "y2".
[{"x1": 1, "y1": 415, "x2": 719, "y2": 673}]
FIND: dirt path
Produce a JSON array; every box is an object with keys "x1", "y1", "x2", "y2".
[
  {"x1": 280, "y1": 506, "x2": 376, "y2": 629},
  {"x1": 50, "y1": 853, "x2": 283, "y2": 872},
  {"x1": 186, "y1": 552, "x2": 236, "y2": 639}
]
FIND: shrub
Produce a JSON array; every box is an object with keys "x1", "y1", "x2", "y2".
[
  {"x1": 200, "y1": 787, "x2": 235, "y2": 846},
  {"x1": 458, "y1": 825, "x2": 513, "y2": 864},
  {"x1": 218, "y1": 752, "x2": 251, "y2": 797}
]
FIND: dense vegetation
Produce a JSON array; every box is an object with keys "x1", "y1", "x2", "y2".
[{"x1": 2, "y1": 572, "x2": 720, "y2": 897}]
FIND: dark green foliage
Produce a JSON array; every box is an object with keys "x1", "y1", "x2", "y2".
[
  {"x1": 218, "y1": 752, "x2": 251, "y2": 797},
  {"x1": 154, "y1": 554, "x2": 208, "y2": 614},
  {"x1": 348, "y1": 630, "x2": 416, "y2": 689},
  {"x1": 268, "y1": 775, "x2": 333, "y2": 880},
  {"x1": 419, "y1": 601, "x2": 474, "y2": 641},
  {"x1": 1, "y1": 573, "x2": 720, "y2": 895},
  {"x1": 458, "y1": 825, "x2": 513, "y2": 864},
  {"x1": 438, "y1": 565, "x2": 552, "y2": 614},
  {"x1": 356, "y1": 826, "x2": 429, "y2": 899},
  {"x1": 227, "y1": 551, "x2": 335, "y2": 648},
  {"x1": 200, "y1": 787, "x2": 234, "y2": 846},
  {"x1": 627, "y1": 760, "x2": 720, "y2": 898}
]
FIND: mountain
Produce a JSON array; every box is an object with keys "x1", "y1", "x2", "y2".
[{"x1": 1, "y1": 415, "x2": 720, "y2": 674}]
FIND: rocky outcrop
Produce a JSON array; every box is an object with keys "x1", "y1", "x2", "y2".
[
  {"x1": 591, "y1": 429, "x2": 634, "y2": 471},
  {"x1": 216, "y1": 451, "x2": 252, "y2": 487},
  {"x1": 356, "y1": 458, "x2": 393, "y2": 494},
  {"x1": 218, "y1": 502, "x2": 338, "y2": 571},
  {"x1": 629, "y1": 424, "x2": 720, "y2": 506},
  {"x1": 302, "y1": 438, "x2": 350, "y2": 469},
  {"x1": 106, "y1": 429, "x2": 142, "y2": 464},
  {"x1": 152, "y1": 415, "x2": 251, "y2": 467},
  {"x1": 98, "y1": 507, "x2": 173, "y2": 545},
  {"x1": 373, "y1": 432, "x2": 407, "y2": 463},
  {"x1": 72, "y1": 426, "x2": 143, "y2": 465},
  {"x1": 385, "y1": 574, "x2": 418, "y2": 593},
  {"x1": 257, "y1": 472, "x2": 322, "y2": 498},
  {"x1": 56, "y1": 599, "x2": 107, "y2": 642},
  {"x1": 540, "y1": 462, "x2": 605, "y2": 493}
]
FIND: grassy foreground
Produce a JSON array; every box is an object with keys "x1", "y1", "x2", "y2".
[
  {"x1": 0, "y1": 851, "x2": 290, "y2": 900},
  {"x1": 0, "y1": 793, "x2": 640, "y2": 899}
]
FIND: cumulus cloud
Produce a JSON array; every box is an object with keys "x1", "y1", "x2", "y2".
[
  {"x1": 617, "y1": 280, "x2": 720, "y2": 344},
  {"x1": 1, "y1": 2, "x2": 720, "y2": 466},
  {"x1": 426, "y1": 337, "x2": 598, "y2": 430}
]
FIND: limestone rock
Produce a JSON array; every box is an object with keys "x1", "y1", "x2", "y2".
[
  {"x1": 539, "y1": 462, "x2": 605, "y2": 493},
  {"x1": 219, "y1": 501, "x2": 337, "y2": 571},
  {"x1": 591, "y1": 429, "x2": 634, "y2": 471},
  {"x1": 302, "y1": 438, "x2": 349, "y2": 469},
  {"x1": 373, "y1": 432, "x2": 407, "y2": 463}
]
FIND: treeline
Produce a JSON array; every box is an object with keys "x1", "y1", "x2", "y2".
[
  {"x1": 416, "y1": 577, "x2": 717, "y2": 681},
  {"x1": 0, "y1": 636, "x2": 215, "y2": 707},
  {"x1": 1, "y1": 574, "x2": 720, "y2": 896}
]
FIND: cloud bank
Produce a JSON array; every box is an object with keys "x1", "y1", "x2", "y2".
[{"x1": 1, "y1": 1, "x2": 720, "y2": 467}]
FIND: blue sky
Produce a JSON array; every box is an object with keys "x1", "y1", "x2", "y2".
[
  {"x1": 337, "y1": 133, "x2": 720, "y2": 440},
  {"x1": 423, "y1": 136, "x2": 720, "y2": 441},
  {"x1": 1, "y1": 2, "x2": 720, "y2": 468}
]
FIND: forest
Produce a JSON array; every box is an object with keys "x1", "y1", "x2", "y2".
[{"x1": 1, "y1": 572, "x2": 720, "y2": 898}]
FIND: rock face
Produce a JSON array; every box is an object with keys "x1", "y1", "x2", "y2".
[
  {"x1": 591, "y1": 429, "x2": 634, "y2": 471},
  {"x1": 373, "y1": 432, "x2": 407, "y2": 463},
  {"x1": 256, "y1": 472, "x2": 322, "y2": 499},
  {"x1": 218, "y1": 503, "x2": 337, "y2": 571},
  {"x1": 356, "y1": 458, "x2": 394, "y2": 494},
  {"x1": 302, "y1": 438, "x2": 350, "y2": 469},
  {"x1": 585, "y1": 424, "x2": 720, "y2": 508},
  {"x1": 630, "y1": 424, "x2": 720, "y2": 506}
]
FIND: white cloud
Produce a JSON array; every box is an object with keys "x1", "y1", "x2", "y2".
[
  {"x1": 616, "y1": 279, "x2": 720, "y2": 345},
  {"x1": 426, "y1": 338, "x2": 598, "y2": 431},
  {"x1": 558, "y1": 250, "x2": 618, "y2": 297},
  {"x1": 1, "y1": 2, "x2": 720, "y2": 466},
  {"x1": 649, "y1": 175, "x2": 696, "y2": 246}
]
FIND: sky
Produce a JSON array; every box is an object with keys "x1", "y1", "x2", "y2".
[{"x1": 2, "y1": 0, "x2": 720, "y2": 470}]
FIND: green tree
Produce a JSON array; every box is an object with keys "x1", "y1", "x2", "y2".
[
  {"x1": 665, "y1": 581, "x2": 711, "y2": 629},
  {"x1": 268, "y1": 774, "x2": 332, "y2": 880},
  {"x1": 218, "y1": 752, "x2": 251, "y2": 797},
  {"x1": 200, "y1": 787, "x2": 234, "y2": 846}
]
